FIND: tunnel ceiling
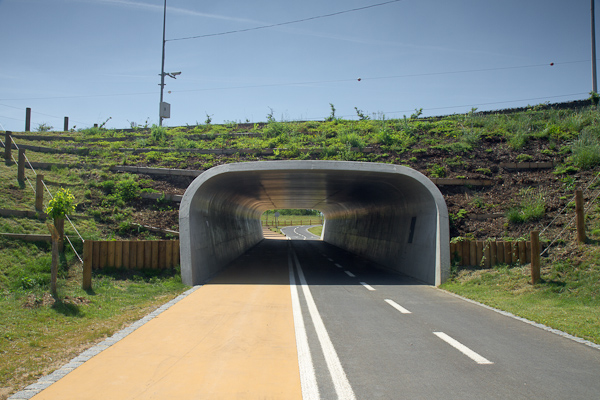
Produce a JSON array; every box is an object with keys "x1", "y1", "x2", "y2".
[{"x1": 197, "y1": 161, "x2": 433, "y2": 216}]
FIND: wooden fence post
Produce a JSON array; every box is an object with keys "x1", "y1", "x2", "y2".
[
  {"x1": 575, "y1": 189, "x2": 587, "y2": 243},
  {"x1": 504, "y1": 242, "x2": 512, "y2": 264},
  {"x1": 497, "y1": 241, "x2": 505, "y2": 264},
  {"x1": 151, "y1": 241, "x2": 159, "y2": 269},
  {"x1": 530, "y1": 231, "x2": 541, "y2": 284},
  {"x1": 173, "y1": 240, "x2": 180, "y2": 267},
  {"x1": 54, "y1": 218, "x2": 64, "y2": 252},
  {"x1": 100, "y1": 241, "x2": 108, "y2": 268},
  {"x1": 25, "y1": 108, "x2": 31, "y2": 132},
  {"x1": 462, "y1": 240, "x2": 470, "y2": 266},
  {"x1": 115, "y1": 241, "x2": 123, "y2": 268},
  {"x1": 518, "y1": 241, "x2": 526, "y2": 265},
  {"x1": 3, "y1": 131, "x2": 11, "y2": 161},
  {"x1": 476, "y1": 241, "x2": 483, "y2": 266},
  {"x1": 18, "y1": 148, "x2": 25, "y2": 182},
  {"x1": 159, "y1": 241, "x2": 167, "y2": 269},
  {"x1": 50, "y1": 226, "x2": 58, "y2": 297},
  {"x1": 64, "y1": 117, "x2": 69, "y2": 132},
  {"x1": 484, "y1": 243, "x2": 491, "y2": 268},
  {"x1": 489, "y1": 242, "x2": 497, "y2": 267},
  {"x1": 82, "y1": 240, "x2": 92, "y2": 290},
  {"x1": 144, "y1": 241, "x2": 152, "y2": 268},
  {"x1": 35, "y1": 174, "x2": 44, "y2": 212},
  {"x1": 107, "y1": 241, "x2": 116, "y2": 268},
  {"x1": 93, "y1": 241, "x2": 100, "y2": 269},
  {"x1": 469, "y1": 240, "x2": 477, "y2": 266}
]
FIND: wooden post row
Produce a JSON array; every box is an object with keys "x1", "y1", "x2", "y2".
[
  {"x1": 450, "y1": 239, "x2": 532, "y2": 267},
  {"x1": 83, "y1": 240, "x2": 180, "y2": 271}
]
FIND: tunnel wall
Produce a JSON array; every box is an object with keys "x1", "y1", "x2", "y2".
[
  {"x1": 179, "y1": 167, "x2": 264, "y2": 285},
  {"x1": 179, "y1": 161, "x2": 450, "y2": 286},
  {"x1": 323, "y1": 192, "x2": 446, "y2": 285}
]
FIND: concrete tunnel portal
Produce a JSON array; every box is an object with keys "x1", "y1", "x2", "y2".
[{"x1": 179, "y1": 161, "x2": 450, "y2": 286}]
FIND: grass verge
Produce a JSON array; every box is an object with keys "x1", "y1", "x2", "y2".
[
  {"x1": 0, "y1": 241, "x2": 188, "y2": 399},
  {"x1": 441, "y1": 237, "x2": 600, "y2": 345}
]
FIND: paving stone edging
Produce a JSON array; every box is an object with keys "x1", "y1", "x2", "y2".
[{"x1": 8, "y1": 286, "x2": 201, "y2": 400}]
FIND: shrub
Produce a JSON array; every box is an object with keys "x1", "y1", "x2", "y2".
[
  {"x1": 150, "y1": 125, "x2": 167, "y2": 144},
  {"x1": 338, "y1": 131, "x2": 364, "y2": 149},
  {"x1": 45, "y1": 188, "x2": 76, "y2": 219},
  {"x1": 516, "y1": 154, "x2": 533, "y2": 162},
  {"x1": 506, "y1": 188, "x2": 546, "y2": 223},
  {"x1": 427, "y1": 164, "x2": 447, "y2": 178},
  {"x1": 571, "y1": 128, "x2": 600, "y2": 170}
]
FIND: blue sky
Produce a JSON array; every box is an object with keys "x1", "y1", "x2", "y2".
[{"x1": 0, "y1": 0, "x2": 596, "y2": 131}]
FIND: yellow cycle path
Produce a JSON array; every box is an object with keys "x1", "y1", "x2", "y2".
[{"x1": 33, "y1": 237, "x2": 301, "y2": 399}]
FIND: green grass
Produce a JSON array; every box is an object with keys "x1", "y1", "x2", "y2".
[
  {"x1": 308, "y1": 225, "x2": 323, "y2": 237},
  {"x1": 261, "y1": 212, "x2": 323, "y2": 227},
  {"x1": 0, "y1": 239, "x2": 187, "y2": 397},
  {"x1": 442, "y1": 238, "x2": 600, "y2": 345}
]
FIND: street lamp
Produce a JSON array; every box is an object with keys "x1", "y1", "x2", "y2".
[{"x1": 159, "y1": 0, "x2": 181, "y2": 126}]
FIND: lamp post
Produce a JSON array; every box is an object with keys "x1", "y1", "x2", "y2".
[{"x1": 159, "y1": 0, "x2": 181, "y2": 126}]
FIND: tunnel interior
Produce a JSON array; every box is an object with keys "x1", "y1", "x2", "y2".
[{"x1": 179, "y1": 161, "x2": 450, "y2": 286}]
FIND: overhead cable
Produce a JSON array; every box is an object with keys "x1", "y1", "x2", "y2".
[{"x1": 167, "y1": 0, "x2": 403, "y2": 42}]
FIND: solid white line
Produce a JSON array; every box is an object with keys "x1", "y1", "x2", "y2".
[
  {"x1": 288, "y1": 252, "x2": 320, "y2": 400},
  {"x1": 433, "y1": 332, "x2": 493, "y2": 365},
  {"x1": 360, "y1": 282, "x2": 375, "y2": 291},
  {"x1": 334, "y1": 263, "x2": 343, "y2": 269},
  {"x1": 384, "y1": 299, "x2": 412, "y2": 314},
  {"x1": 344, "y1": 271, "x2": 356, "y2": 278},
  {"x1": 292, "y1": 249, "x2": 357, "y2": 400}
]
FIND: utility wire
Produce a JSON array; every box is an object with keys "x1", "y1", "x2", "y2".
[
  {"x1": 0, "y1": 60, "x2": 587, "y2": 102},
  {"x1": 167, "y1": 0, "x2": 403, "y2": 42}
]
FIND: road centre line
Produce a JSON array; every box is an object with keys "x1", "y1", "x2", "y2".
[
  {"x1": 334, "y1": 263, "x2": 343, "y2": 269},
  {"x1": 288, "y1": 252, "x2": 320, "y2": 399},
  {"x1": 344, "y1": 271, "x2": 356, "y2": 278},
  {"x1": 433, "y1": 332, "x2": 494, "y2": 365},
  {"x1": 291, "y1": 247, "x2": 357, "y2": 400},
  {"x1": 360, "y1": 282, "x2": 376, "y2": 291},
  {"x1": 384, "y1": 299, "x2": 412, "y2": 314},
  {"x1": 326, "y1": 257, "x2": 333, "y2": 262}
]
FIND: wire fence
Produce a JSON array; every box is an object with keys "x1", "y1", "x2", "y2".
[
  {"x1": 3, "y1": 134, "x2": 84, "y2": 263},
  {"x1": 537, "y1": 172, "x2": 600, "y2": 257}
]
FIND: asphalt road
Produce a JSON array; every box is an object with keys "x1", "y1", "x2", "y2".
[
  {"x1": 288, "y1": 239, "x2": 600, "y2": 400},
  {"x1": 24, "y1": 235, "x2": 600, "y2": 400},
  {"x1": 281, "y1": 225, "x2": 321, "y2": 240}
]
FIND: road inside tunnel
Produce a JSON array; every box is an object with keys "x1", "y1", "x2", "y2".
[{"x1": 179, "y1": 161, "x2": 450, "y2": 287}]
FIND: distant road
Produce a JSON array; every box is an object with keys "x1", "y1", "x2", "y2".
[{"x1": 280, "y1": 225, "x2": 321, "y2": 240}]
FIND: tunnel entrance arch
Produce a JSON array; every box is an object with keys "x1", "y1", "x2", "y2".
[{"x1": 179, "y1": 161, "x2": 449, "y2": 286}]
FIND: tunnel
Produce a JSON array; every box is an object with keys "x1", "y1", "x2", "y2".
[{"x1": 179, "y1": 160, "x2": 450, "y2": 286}]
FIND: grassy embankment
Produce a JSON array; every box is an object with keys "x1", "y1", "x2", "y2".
[{"x1": 2, "y1": 102, "x2": 600, "y2": 396}]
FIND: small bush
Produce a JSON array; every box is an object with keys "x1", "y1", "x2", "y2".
[
  {"x1": 516, "y1": 154, "x2": 533, "y2": 162},
  {"x1": 427, "y1": 164, "x2": 447, "y2": 178},
  {"x1": 150, "y1": 125, "x2": 167, "y2": 144},
  {"x1": 506, "y1": 188, "x2": 546, "y2": 223},
  {"x1": 571, "y1": 128, "x2": 600, "y2": 170}
]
